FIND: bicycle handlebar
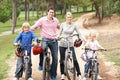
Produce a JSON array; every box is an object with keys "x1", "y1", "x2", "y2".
[
  {"x1": 82, "y1": 48, "x2": 107, "y2": 52},
  {"x1": 14, "y1": 44, "x2": 33, "y2": 49},
  {"x1": 37, "y1": 34, "x2": 79, "y2": 43},
  {"x1": 57, "y1": 34, "x2": 79, "y2": 40}
]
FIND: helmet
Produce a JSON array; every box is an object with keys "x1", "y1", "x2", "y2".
[
  {"x1": 74, "y1": 39, "x2": 82, "y2": 47},
  {"x1": 32, "y1": 46, "x2": 43, "y2": 55},
  {"x1": 15, "y1": 47, "x2": 25, "y2": 57}
]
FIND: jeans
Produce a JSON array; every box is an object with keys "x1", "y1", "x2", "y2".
[
  {"x1": 59, "y1": 46, "x2": 81, "y2": 76},
  {"x1": 84, "y1": 59, "x2": 99, "y2": 74},
  {"x1": 14, "y1": 53, "x2": 32, "y2": 78},
  {"x1": 39, "y1": 38, "x2": 58, "y2": 77}
]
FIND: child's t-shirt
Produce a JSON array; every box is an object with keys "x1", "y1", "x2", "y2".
[{"x1": 85, "y1": 40, "x2": 102, "y2": 59}]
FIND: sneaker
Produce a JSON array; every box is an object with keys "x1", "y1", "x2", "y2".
[
  {"x1": 51, "y1": 77, "x2": 57, "y2": 80},
  {"x1": 97, "y1": 75, "x2": 102, "y2": 80},
  {"x1": 13, "y1": 77, "x2": 18, "y2": 80},
  {"x1": 82, "y1": 77, "x2": 87, "y2": 80},
  {"x1": 61, "y1": 74, "x2": 65, "y2": 80},
  {"x1": 38, "y1": 65, "x2": 43, "y2": 71},
  {"x1": 78, "y1": 75, "x2": 82, "y2": 80},
  {"x1": 28, "y1": 77, "x2": 33, "y2": 80}
]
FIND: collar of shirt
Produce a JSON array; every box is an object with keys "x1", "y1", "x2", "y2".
[{"x1": 44, "y1": 16, "x2": 56, "y2": 22}]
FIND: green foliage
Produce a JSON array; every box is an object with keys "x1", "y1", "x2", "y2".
[
  {"x1": 0, "y1": 0, "x2": 12, "y2": 23},
  {"x1": 0, "y1": 34, "x2": 17, "y2": 79},
  {"x1": 104, "y1": 0, "x2": 120, "y2": 16}
]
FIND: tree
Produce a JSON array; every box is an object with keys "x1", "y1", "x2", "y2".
[
  {"x1": 0, "y1": 0, "x2": 12, "y2": 23},
  {"x1": 12, "y1": 0, "x2": 17, "y2": 34}
]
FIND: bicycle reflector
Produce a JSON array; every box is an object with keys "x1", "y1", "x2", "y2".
[
  {"x1": 15, "y1": 47, "x2": 25, "y2": 57},
  {"x1": 74, "y1": 39, "x2": 82, "y2": 47},
  {"x1": 32, "y1": 46, "x2": 43, "y2": 55}
]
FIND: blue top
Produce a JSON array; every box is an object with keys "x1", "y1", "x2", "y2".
[{"x1": 14, "y1": 31, "x2": 38, "y2": 53}]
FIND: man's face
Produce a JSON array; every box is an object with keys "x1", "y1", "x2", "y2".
[{"x1": 48, "y1": 9, "x2": 54, "y2": 18}]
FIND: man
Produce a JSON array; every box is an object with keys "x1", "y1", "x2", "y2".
[{"x1": 31, "y1": 7, "x2": 60, "y2": 80}]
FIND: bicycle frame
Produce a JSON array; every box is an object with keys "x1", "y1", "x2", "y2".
[
  {"x1": 38, "y1": 40, "x2": 51, "y2": 80},
  {"x1": 89, "y1": 51, "x2": 98, "y2": 80},
  {"x1": 58, "y1": 34, "x2": 79, "y2": 80},
  {"x1": 83, "y1": 48, "x2": 106, "y2": 80},
  {"x1": 65, "y1": 37, "x2": 76, "y2": 80},
  {"x1": 16, "y1": 44, "x2": 31, "y2": 80}
]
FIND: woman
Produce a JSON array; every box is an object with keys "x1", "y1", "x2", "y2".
[{"x1": 57, "y1": 12, "x2": 86, "y2": 80}]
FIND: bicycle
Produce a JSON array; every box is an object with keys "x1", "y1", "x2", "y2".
[
  {"x1": 82, "y1": 48, "x2": 106, "y2": 80},
  {"x1": 38, "y1": 39, "x2": 57, "y2": 80},
  {"x1": 15, "y1": 44, "x2": 32, "y2": 80},
  {"x1": 58, "y1": 34, "x2": 80, "y2": 80}
]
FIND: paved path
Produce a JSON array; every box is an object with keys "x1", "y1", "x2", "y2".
[{"x1": 0, "y1": 29, "x2": 21, "y2": 36}]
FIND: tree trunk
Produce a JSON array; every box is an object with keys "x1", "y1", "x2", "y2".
[
  {"x1": 25, "y1": 0, "x2": 27, "y2": 21},
  {"x1": 12, "y1": 0, "x2": 17, "y2": 34},
  {"x1": 62, "y1": 3, "x2": 66, "y2": 18},
  {"x1": 101, "y1": 0, "x2": 104, "y2": 20},
  {"x1": 93, "y1": 1, "x2": 101, "y2": 24},
  {"x1": 77, "y1": 6, "x2": 79, "y2": 12},
  {"x1": 27, "y1": 2, "x2": 29, "y2": 21},
  {"x1": 32, "y1": 3, "x2": 34, "y2": 17},
  {"x1": 53, "y1": 0, "x2": 56, "y2": 17},
  {"x1": 36, "y1": 0, "x2": 39, "y2": 19}
]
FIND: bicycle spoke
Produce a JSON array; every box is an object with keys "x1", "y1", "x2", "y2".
[
  {"x1": 43, "y1": 57, "x2": 50, "y2": 80},
  {"x1": 65, "y1": 56, "x2": 76, "y2": 80}
]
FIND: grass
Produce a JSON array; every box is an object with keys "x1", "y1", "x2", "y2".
[
  {"x1": 99, "y1": 32, "x2": 120, "y2": 66},
  {"x1": 0, "y1": 33, "x2": 17, "y2": 79}
]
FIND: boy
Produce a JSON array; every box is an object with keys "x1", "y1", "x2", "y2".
[{"x1": 13, "y1": 22, "x2": 38, "y2": 80}]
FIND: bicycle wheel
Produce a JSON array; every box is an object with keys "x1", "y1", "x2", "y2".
[
  {"x1": 91, "y1": 62, "x2": 98, "y2": 80},
  {"x1": 65, "y1": 54, "x2": 76, "y2": 80},
  {"x1": 24, "y1": 59, "x2": 29, "y2": 80},
  {"x1": 17, "y1": 64, "x2": 23, "y2": 78},
  {"x1": 43, "y1": 56, "x2": 50, "y2": 80}
]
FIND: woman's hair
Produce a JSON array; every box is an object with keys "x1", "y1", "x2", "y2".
[
  {"x1": 66, "y1": 12, "x2": 73, "y2": 18},
  {"x1": 21, "y1": 22, "x2": 30, "y2": 31}
]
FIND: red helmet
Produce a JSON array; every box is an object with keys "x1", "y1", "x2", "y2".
[
  {"x1": 74, "y1": 39, "x2": 82, "y2": 47},
  {"x1": 15, "y1": 47, "x2": 25, "y2": 57},
  {"x1": 32, "y1": 46, "x2": 43, "y2": 55}
]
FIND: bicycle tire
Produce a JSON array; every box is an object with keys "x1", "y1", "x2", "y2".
[
  {"x1": 17, "y1": 64, "x2": 23, "y2": 78},
  {"x1": 91, "y1": 62, "x2": 98, "y2": 80},
  {"x1": 24, "y1": 59, "x2": 29, "y2": 80},
  {"x1": 65, "y1": 54, "x2": 76, "y2": 80},
  {"x1": 43, "y1": 56, "x2": 50, "y2": 80}
]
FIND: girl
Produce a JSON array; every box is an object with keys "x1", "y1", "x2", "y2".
[{"x1": 82, "y1": 31, "x2": 105, "y2": 80}]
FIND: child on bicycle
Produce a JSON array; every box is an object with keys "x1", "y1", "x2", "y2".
[
  {"x1": 13, "y1": 22, "x2": 38, "y2": 80},
  {"x1": 82, "y1": 30, "x2": 105, "y2": 80}
]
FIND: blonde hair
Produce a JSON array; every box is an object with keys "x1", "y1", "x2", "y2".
[
  {"x1": 87, "y1": 30, "x2": 98, "y2": 40},
  {"x1": 21, "y1": 22, "x2": 30, "y2": 31},
  {"x1": 66, "y1": 12, "x2": 73, "y2": 18}
]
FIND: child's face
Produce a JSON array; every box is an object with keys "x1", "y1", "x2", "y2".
[
  {"x1": 90, "y1": 35, "x2": 96, "y2": 41},
  {"x1": 23, "y1": 26, "x2": 30, "y2": 32}
]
